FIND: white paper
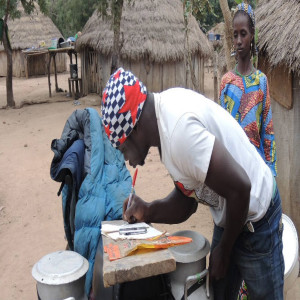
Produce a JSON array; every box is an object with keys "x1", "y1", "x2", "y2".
[{"x1": 101, "y1": 222, "x2": 163, "y2": 240}]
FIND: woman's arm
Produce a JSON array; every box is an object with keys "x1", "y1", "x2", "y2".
[{"x1": 261, "y1": 77, "x2": 277, "y2": 176}]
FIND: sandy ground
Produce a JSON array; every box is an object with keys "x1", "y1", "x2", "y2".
[{"x1": 0, "y1": 70, "x2": 298, "y2": 300}]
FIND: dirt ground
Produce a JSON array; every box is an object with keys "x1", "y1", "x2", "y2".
[{"x1": 0, "y1": 70, "x2": 298, "y2": 300}]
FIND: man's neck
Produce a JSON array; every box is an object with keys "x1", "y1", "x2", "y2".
[{"x1": 140, "y1": 92, "x2": 161, "y2": 148}]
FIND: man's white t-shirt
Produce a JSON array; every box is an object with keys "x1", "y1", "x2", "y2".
[{"x1": 154, "y1": 88, "x2": 273, "y2": 227}]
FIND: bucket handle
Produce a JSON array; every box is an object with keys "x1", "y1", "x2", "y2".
[{"x1": 184, "y1": 269, "x2": 210, "y2": 300}]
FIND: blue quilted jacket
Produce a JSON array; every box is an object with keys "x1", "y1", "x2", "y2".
[{"x1": 50, "y1": 108, "x2": 132, "y2": 295}]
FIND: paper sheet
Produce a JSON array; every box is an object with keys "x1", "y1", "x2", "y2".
[{"x1": 101, "y1": 222, "x2": 163, "y2": 240}]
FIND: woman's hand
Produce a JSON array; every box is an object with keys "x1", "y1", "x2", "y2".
[{"x1": 123, "y1": 194, "x2": 149, "y2": 223}]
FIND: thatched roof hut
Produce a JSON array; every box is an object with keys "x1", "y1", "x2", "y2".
[
  {"x1": 76, "y1": 0, "x2": 212, "y2": 95},
  {"x1": 0, "y1": 3, "x2": 66, "y2": 77},
  {"x1": 256, "y1": 0, "x2": 300, "y2": 241},
  {"x1": 256, "y1": 0, "x2": 300, "y2": 75}
]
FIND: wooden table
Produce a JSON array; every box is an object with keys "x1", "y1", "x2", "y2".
[
  {"x1": 102, "y1": 220, "x2": 176, "y2": 287},
  {"x1": 47, "y1": 47, "x2": 79, "y2": 97}
]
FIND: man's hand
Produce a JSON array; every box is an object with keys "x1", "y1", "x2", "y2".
[
  {"x1": 205, "y1": 138, "x2": 251, "y2": 281},
  {"x1": 123, "y1": 194, "x2": 149, "y2": 223},
  {"x1": 123, "y1": 187, "x2": 197, "y2": 224},
  {"x1": 209, "y1": 243, "x2": 231, "y2": 281}
]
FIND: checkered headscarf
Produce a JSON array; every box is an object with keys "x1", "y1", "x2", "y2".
[{"x1": 101, "y1": 68, "x2": 147, "y2": 148}]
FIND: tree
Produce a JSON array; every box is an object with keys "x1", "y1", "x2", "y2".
[
  {"x1": 0, "y1": 0, "x2": 47, "y2": 108},
  {"x1": 49, "y1": 0, "x2": 131, "y2": 75},
  {"x1": 182, "y1": 0, "x2": 212, "y2": 92},
  {"x1": 46, "y1": 0, "x2": 97, "y2": 38},
  {"x1": 97, "y1": 0, "x2": 126, "y2": 74},
  {"x1": 219, "y1": 0, "x2": 235, "y2": 71}
]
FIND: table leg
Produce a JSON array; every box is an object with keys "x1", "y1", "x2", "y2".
[
  {"x1": 54, "y1": 54, "x2": 59, "y2": 92},
  {"x1": 68, "y1": 79, "x2": 71, "y2": 97},
  {"x1": 48, "y1": 54, "x2": 52, "y2": 97}
]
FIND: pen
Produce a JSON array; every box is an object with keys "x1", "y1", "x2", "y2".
[
  {"x1": 123, "y1": 230, "x2": 147, "y2": 236},
  {"x1": 119, "y1": 226, "x2": 148, "y2": 232},
  {"x1": 127, "y1": 168, "x2": 138, "y2": 210}
]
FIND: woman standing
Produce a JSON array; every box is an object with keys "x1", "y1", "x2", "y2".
[
  {"x1": 219, "y1": 2, "x2": 277, "y2": 177},
  {"x1": 219, "y1": 3, "x2": 278, "y2": 299}
]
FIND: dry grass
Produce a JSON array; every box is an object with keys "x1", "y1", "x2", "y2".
[
  {"x1": 75, "y1": 0, "x2": 212, "y2": 63},
  {"x1": 256, "y1": 0, "x2": 300, "y2": 74},
  {"x1": 0, "y1": 3, "x2": 63, "y2": 51}
]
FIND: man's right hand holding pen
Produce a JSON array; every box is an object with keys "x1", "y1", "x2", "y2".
[{"x1": 123, "y1": 193, "x2": 148, "y2": 224}]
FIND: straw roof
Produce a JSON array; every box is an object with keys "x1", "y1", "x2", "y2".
[
  {"x1": 0, "y1": 3, "x2": 63, "y2": 51},
  {"x1": 256, "y1": 0, "x2": 300, "y2": 74},
  {"x1": 76, "y1": 0, "x2": 212, "y2": 63}
]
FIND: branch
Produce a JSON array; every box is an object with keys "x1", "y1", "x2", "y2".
[{"x1": 4, "y1": 0, "x2": 10, "y2": 23}]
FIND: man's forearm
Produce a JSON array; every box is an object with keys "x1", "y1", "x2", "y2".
[
  {"x1": 219, "y1": 190, "x2": 249, "y2": 254},
  {"x1": 146, "y1": 187, "x2": 198, "y2": 224}
]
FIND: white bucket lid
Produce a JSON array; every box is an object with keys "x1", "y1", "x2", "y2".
[{"x1": 32, "y1": 250, "x2": 89, "y2": 285}]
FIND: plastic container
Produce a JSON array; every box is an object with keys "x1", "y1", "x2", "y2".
[
  {"x1": 60, "y1": 41, "x2": 71, "y2": 48},
  {"x1": 70, "y1": 64, "x2": 78, "y2": 79},
  {"x1": 51, "y1": 38, "x2": 58, "y2": 49},
  {"x1": 208, "y1": 33, "x2": 214, "y2": 41}
]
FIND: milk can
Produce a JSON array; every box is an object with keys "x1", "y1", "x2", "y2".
[
  {"x1": 32, "y1": 250, "x2": 89, "y2": 300},
  {"x1": 168, "y1": 230, "x2": 213, "y2": 300}
]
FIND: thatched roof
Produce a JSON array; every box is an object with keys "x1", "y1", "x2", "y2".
[
  {"x1": 0, "y1": 3, "x2": 63, "y2": 51},
  {"x1": 256, "y1": 0, "x2": 300, "y2": 74},
  {"x1": 210, "y1": 22, "x2": 225, "y2": 39},
  {"x1": 76, "y1": 0, "x2": 212, "y2": 63}
]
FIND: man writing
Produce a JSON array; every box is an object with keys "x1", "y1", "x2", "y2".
[{"x1": 101, "y1": 68, "x2": 284, "y2": 299}]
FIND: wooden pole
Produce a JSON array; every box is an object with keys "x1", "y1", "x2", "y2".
[
  {"x1": 53, "y1": 54, "x2": 58, "y2": 92},
  {"x1": 47, "y1": 53, "x2": 52, "y2": 97},
  {"x1": 213, "y1": 51, "x2": 219, "y2": 102}
]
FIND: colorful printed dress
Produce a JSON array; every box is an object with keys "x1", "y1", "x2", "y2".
[{"x1": 219, "y1": 70, "x2": 277, "y2": 176}]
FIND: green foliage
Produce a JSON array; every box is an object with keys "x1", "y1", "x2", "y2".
[
  {"x1": 0, "y1": 0, "x2": 47, "y2": 20},
  {"x1": 183, "y1": 0, "x2": 215, "y2": 25},
  {"x1": 0, "y1": 0, "x2": 21, "y2": 20},
  {"x1": 46, "y1": 0, "x2": 97, "y2": 38},
  {"x1": 192, "y1": 0, "x2": 256, "y2": 32}
]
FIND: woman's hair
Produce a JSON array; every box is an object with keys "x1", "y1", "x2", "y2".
[{"x1": 233, "y1": 3, "x2": 257, "y2": 58}]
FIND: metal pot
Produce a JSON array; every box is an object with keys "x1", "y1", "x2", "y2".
[
  {"x1": 32, "y1": 250, "x2": 89, "y2": 300},
  {"x1": 168, "y1": 230, "x2": 213, "y2": 300}
]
